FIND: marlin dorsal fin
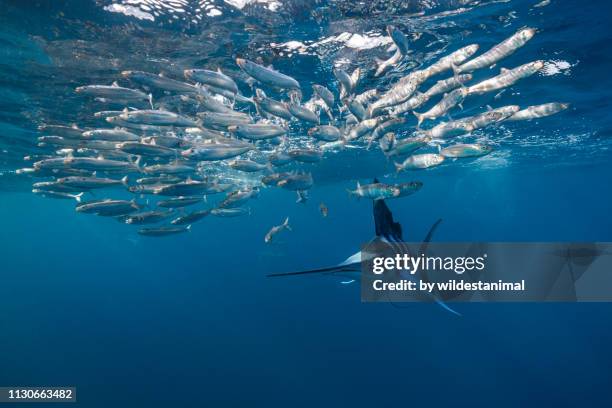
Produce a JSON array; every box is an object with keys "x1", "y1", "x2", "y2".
[{"x1": 373, "y1": 199, "x2": 403, "y2": 240}]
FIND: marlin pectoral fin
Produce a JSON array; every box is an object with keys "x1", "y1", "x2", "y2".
[
  {"x1": 415, "y1": 218, "x2": 460, "y2": 315},
  {"x1": 339, "y1": 250, "x2": 361, "y2": 266},
  {"x1": 435, "y1": 298, "x2": 461, "y2": 316},
  {"x1": 419, "y1": 218, "x2": 443, "y2": 255}
]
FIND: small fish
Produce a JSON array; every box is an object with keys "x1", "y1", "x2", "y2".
[
  {"x1": 138, "y1": 225, "x2": 191, "y2": 236},
  {"x1": 370, "y1": 117, "x2": 407, "y2": 142},
  {"x1": 320, "y1": 140, "x2": 348, "y2": 151},
  {"x1": 76, "y1": 199, "x2": 141, "y2": 216},
  {"x1": 334, "y1": 68, "x2": 352, "y2": 98},
  {"x1": 334, "y1": 68, "x2": 360, "y2": 98},
  {"x1": 354, "y1": 89, "x2": 378, "y2": 105},
  {"x1": 23, "y1": 166, "x2": 91, "y2": 178},
  {"x1": 348, "y1": 181, "x2": 400, "y2": 200},
  {"x1": 419, "y1": 120, "x2": 474, "y2": 140},
  {"x1": 81, "y1": 129, "x2": 140, "y2": 142},
  {"x1": 413, "y1": 87, "x2": 469, "y2": 127},
  {"x1": 369, "y1": 70, "x2": 428, "y2": 115},
  {"x1": 396, "y1": 181, "x2": 423, "y2": 197},
  {"x1": 193, "y1": 87, "x2": 236, "y2": 114},
  {"x1": 375, "y1": 49, "x2": 402, "y2": 77},
  {"x1": 155, "y1": 180, "x2": 230, "y2": 196},
  {"x1": 308, "y1": 125, "x2": 342, "y2": 142},
  {"x1": 424, "y1": 74, "x2": 473, "y2": 98},
  {"x1": 37, "y1": 136, "x2": 80, "y2": 148},
  {"x1": 389, "y1": 92, "x2": 430, "y2": 116},
  {"x1": 57, "y1": 175, "x2": 129, "y2": 190},
  {"x1": 184, "y1": 68, "x2": 239, "y2": 94},
  {"x1": 288, "y1": 102, "x2": 319, "y2": 124},
  {"x1": 32, "y1": 157, "x2": 71, "y2": 171},
  {"x1": 507, "y1": 103, "x2": 569, "y2": 121},
  {"x1": 110, "y1": 109, "x2": 198, "y2": 127},
  {"x1": 211, "y1": 207, "x2": 250, "y2": 217},
  {"x1": 268, "y1": 151, "x2": 293, "y2": 167},
  {"x1": 184, "y1": 127, "x2": 226, "y2": 140},
  {"x1": 424, "y1": 44, "x2": 480, "y2": 77},
  {"x1": 94, "y1": 110, "x2": 125, "y2": 119},
  {"x1": 63, "y1": 157, "x2": 139, "y2": 173},
  {"x1": 32, "y1": 189, "x2": 83, "y2": 202},
  {"x1": 345, "y1": 97, "x2": 368, "y2": 121},
  {"x1": 319, "y1": 202, "x2": 328, "y2": 217},
  {"x1": 124, "y1": 210, "x2": 174, "y2": 225},
  {"x1": 385, "y1": 136, "x2": 428, "y2": 158},
  {"x1": 254, "y1": 89, "x2": 294, "y2": 120},
  {"x1": 181, "y1": 144, "x2": 254, "y2": 161},
  {"x1": 104, "y1": 116, "x2": 170, "y2": 132},
  {"x1": 379, "y1": 132, "x2": 396, "y2": 153},
  {"x1": 142, "y1": 135, "x2": 186, "y2": 148},
  {"x1": 534, "y1": 0, "x2": 551, "y2": 8},
  {"x1": 466, "y1": 61, "x2": 544, "y2": 95},
  {"x1": 206, "y1": 85, "x2": 249, "y2": 102},
  {"x1": 312, "y1": 85, "x2": 335, "y2": 111},
  {"x1": 122, "y1": 70, "x2": 200, "y2": 94},
  {"x1": 440, "y1": 144, "x2": 493, "y2": 158},
  {"x1": 157, "y1": 196, "x2": 203, "y2": 208},
  {"x1": 236, "y1": 58, "x2": 301, "y2": 90},
  {"x1": 228, "y1": 123, "x2": 286, "y2": 140},
  {"x1": 198, "y1": 111, "x2": 252, "y2": 131},
  {"x1": 38, "y1": 124, "x2": 84, "y2": 139},
  {"x1": 277, "y1": 173, "x2": 314, "y2": 191},
  {"x1": 288, "y1": 149, "x2": 323, "y2": 163},
  {"x1": 117, "y1": 142, "x2": 177, "y2": 158},
  {"x1": 461, "y1": 105, "x2": 520, "y2": 130},
  {"x1": 455, "y1": 28, "x2": 536, "y2": 73},
  {"x1": 75, "y1": 84, "x2": 149, "y2": 102},
  {"x1": 262, "y1": 172, "x2": 292, "y2": 186},
  {"x1": 79, "y1": 140, "x2": 119, "y2": 151},
  {"x1": 137, "y1": 175, "x2": 182, "y2": 185},
  {"x1": 395, "y1": 154, "x2": 445, "y2": 171},
  {"x1": 171, "y1": 209, "x2": 211, "y2": 225},
  {"x1": 219, "y1": 188, "x2": 259, "y2": 208},
  {"x1": 129, "y1": 184, "x2": 167, "y2": 195},
  {"x1": 143, "y1": 162, "x2": 195, "y2": 175},
  {"x1": 33, "y1": 181, "x2": 82, "y2": 193},
  {"x1": 229, "y1": 159, "x2": 269, "y2": 172},
  {"x1": 347, "y1": 117, "x2": 387, "y2": 141},
  {"x1": 264, "y1": 217, "x2": 291, "y2": 243},
  {"x1": 375, "y1": 25, "x2": 408, "y2": 77}
]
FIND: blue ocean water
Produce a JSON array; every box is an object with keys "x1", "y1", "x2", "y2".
[{"x1": 1, "y1": 0, "x2": 612, "y2": 406}]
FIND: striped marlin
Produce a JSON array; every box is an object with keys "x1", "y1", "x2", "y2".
[{"x1": 268, "y1": 181, "x2": 459, "y2": 315}]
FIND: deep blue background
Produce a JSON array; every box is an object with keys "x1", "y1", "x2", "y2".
[{"x1": 2, "y1": 0, "x2": 612, "y2": 406}]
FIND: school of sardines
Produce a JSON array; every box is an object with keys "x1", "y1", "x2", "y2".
[{"x1": 19, "y1": 26, "x2": 568, "y2": 238}]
